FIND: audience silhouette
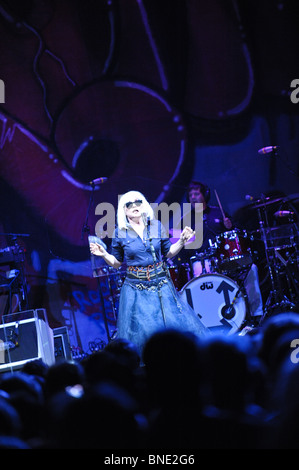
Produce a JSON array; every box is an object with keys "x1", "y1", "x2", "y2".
[{"x1": 0, "y1": 312, "x2": 299, "y2": 448}]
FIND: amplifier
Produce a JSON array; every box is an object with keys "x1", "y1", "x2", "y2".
[{"x1": 0, "y1": 309, "x2": 55, "y2": 372}]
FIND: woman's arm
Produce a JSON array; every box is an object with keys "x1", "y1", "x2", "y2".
[
  {"x1": 90, "y1": 242, "x2": 122, "y2": 269},
  {"x1": 166, "y1": 226, "x2": 195, "y2": 259}
]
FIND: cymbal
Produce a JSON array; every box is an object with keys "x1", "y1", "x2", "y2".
[
  {"x1": 250, "y1": 224, "x2": 299, "y2": 242},
  {"x1": 249, "y1": 197, "x2": 284, "y2": 209}
]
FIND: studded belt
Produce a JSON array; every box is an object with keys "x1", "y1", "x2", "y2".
[{"x1": 126, "y1": 262, "x2": 165, "y2": 281}]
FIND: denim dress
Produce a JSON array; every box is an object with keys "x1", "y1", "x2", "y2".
[{"x1": 111, "y1": 220, "x2": 207, "y2": 356}]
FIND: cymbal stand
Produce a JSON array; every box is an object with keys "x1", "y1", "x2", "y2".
[
  {"x1": 268, "y1": 214, "x2": 299, "y2": 306},
  {"x1": 274, "y1": 248, "x2": 299, "y2": 302},
  {"x1": 256, "y1": 204, "x2": 277, "y2": 320}
]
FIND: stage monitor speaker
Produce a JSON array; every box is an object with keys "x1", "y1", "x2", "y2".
[
  {"x1": 53, "y1": 326, "x2": 73, "y2": 362},
  {"x1": 0, "y1": 309, "x2": 55, "y2": 373}
]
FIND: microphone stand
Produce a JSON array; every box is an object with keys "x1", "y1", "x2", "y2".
[
  {"x1": 81, "y1": 183, "x2": 95, "y2": 240},
  {"x1": 144, "y1": 217, "x2": 166, "y2": 327}
]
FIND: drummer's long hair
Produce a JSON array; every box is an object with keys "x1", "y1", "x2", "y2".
[{"x1": 117, "y1": 190, "x2": 154, "y2": 230}]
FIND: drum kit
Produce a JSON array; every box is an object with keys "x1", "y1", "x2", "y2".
[
  {"x1": 169, "y1": 229, "x2": 253, "y2": 335},
  {"x1": 169, "y1": 195, "x2": 299, "y2": 335}
]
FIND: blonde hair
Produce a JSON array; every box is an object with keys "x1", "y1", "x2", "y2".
[{"x1": 117, "y1": 191, "x2": 154, "y2": 230}]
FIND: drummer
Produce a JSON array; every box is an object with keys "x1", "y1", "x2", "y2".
[
  {"x1": 187, "y1": 181, "x2": 233, "y2": 252},
  {"x1": 174, "y1": 181, "x2": 233, "y2": 266}
]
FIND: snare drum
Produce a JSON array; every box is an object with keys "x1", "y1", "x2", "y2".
[
  {"x1": 216, "y1": 230, "x2": 252, "y2": 270},
  {"x1": 180, "y1": 273, "x2": 247, "y2": 334},
  {"x1": 169, "y1": 264, "x2": 191, "y2": 291}
]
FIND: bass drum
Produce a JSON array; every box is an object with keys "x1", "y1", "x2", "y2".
[{"x1": 180, "y1": 273, "x2": 247, "y2": 335}]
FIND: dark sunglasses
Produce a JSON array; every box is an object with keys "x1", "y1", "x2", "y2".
[{"x1": 125, "y1": 199, "x2": 143, "y2": 209}]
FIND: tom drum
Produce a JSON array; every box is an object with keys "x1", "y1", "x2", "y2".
[{"x1": 216, "y1": 230, "x2": 252, "y2": 271}]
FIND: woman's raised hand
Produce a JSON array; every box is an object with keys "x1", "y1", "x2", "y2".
[
  {"x1": 180, "y1": 226, "x2": 196, "y2": 243},
  {"x1": 90, "y1": 242, "x2": 107, "y2": 257}
]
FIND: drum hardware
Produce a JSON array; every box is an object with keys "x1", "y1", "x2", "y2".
[
  {"x1": 248, "y1": 196, "x2": 284, "y2": 209},
  {"x1": 256, "y1": 223, "x2": 299, "y2": 247},
  {"x1": 262, "y1": 265, "x2": 297, "y2": 317},
  {"x1": 250, "y1": 199, "x2": 299, "y2": 320},
  {"x1": 266, "y1": 245, "x2": 299, "y2": 301},
  {"x1": 272, "y1": 245, "x2": 295, "y2": 267}
]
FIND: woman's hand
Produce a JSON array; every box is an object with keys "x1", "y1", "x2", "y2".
[
  {"x1": 90, "y1": 242, "x2": 122, "y2": 269},
  {"x1": 167, "y1": 226, "x2": 196, "y2": 259},
  {"x1": 180, "y1": 226, "x2": 196, "y2": 244},
  {"x1": 90, "y1": 242, "x2": 107, "y2": 257}
]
